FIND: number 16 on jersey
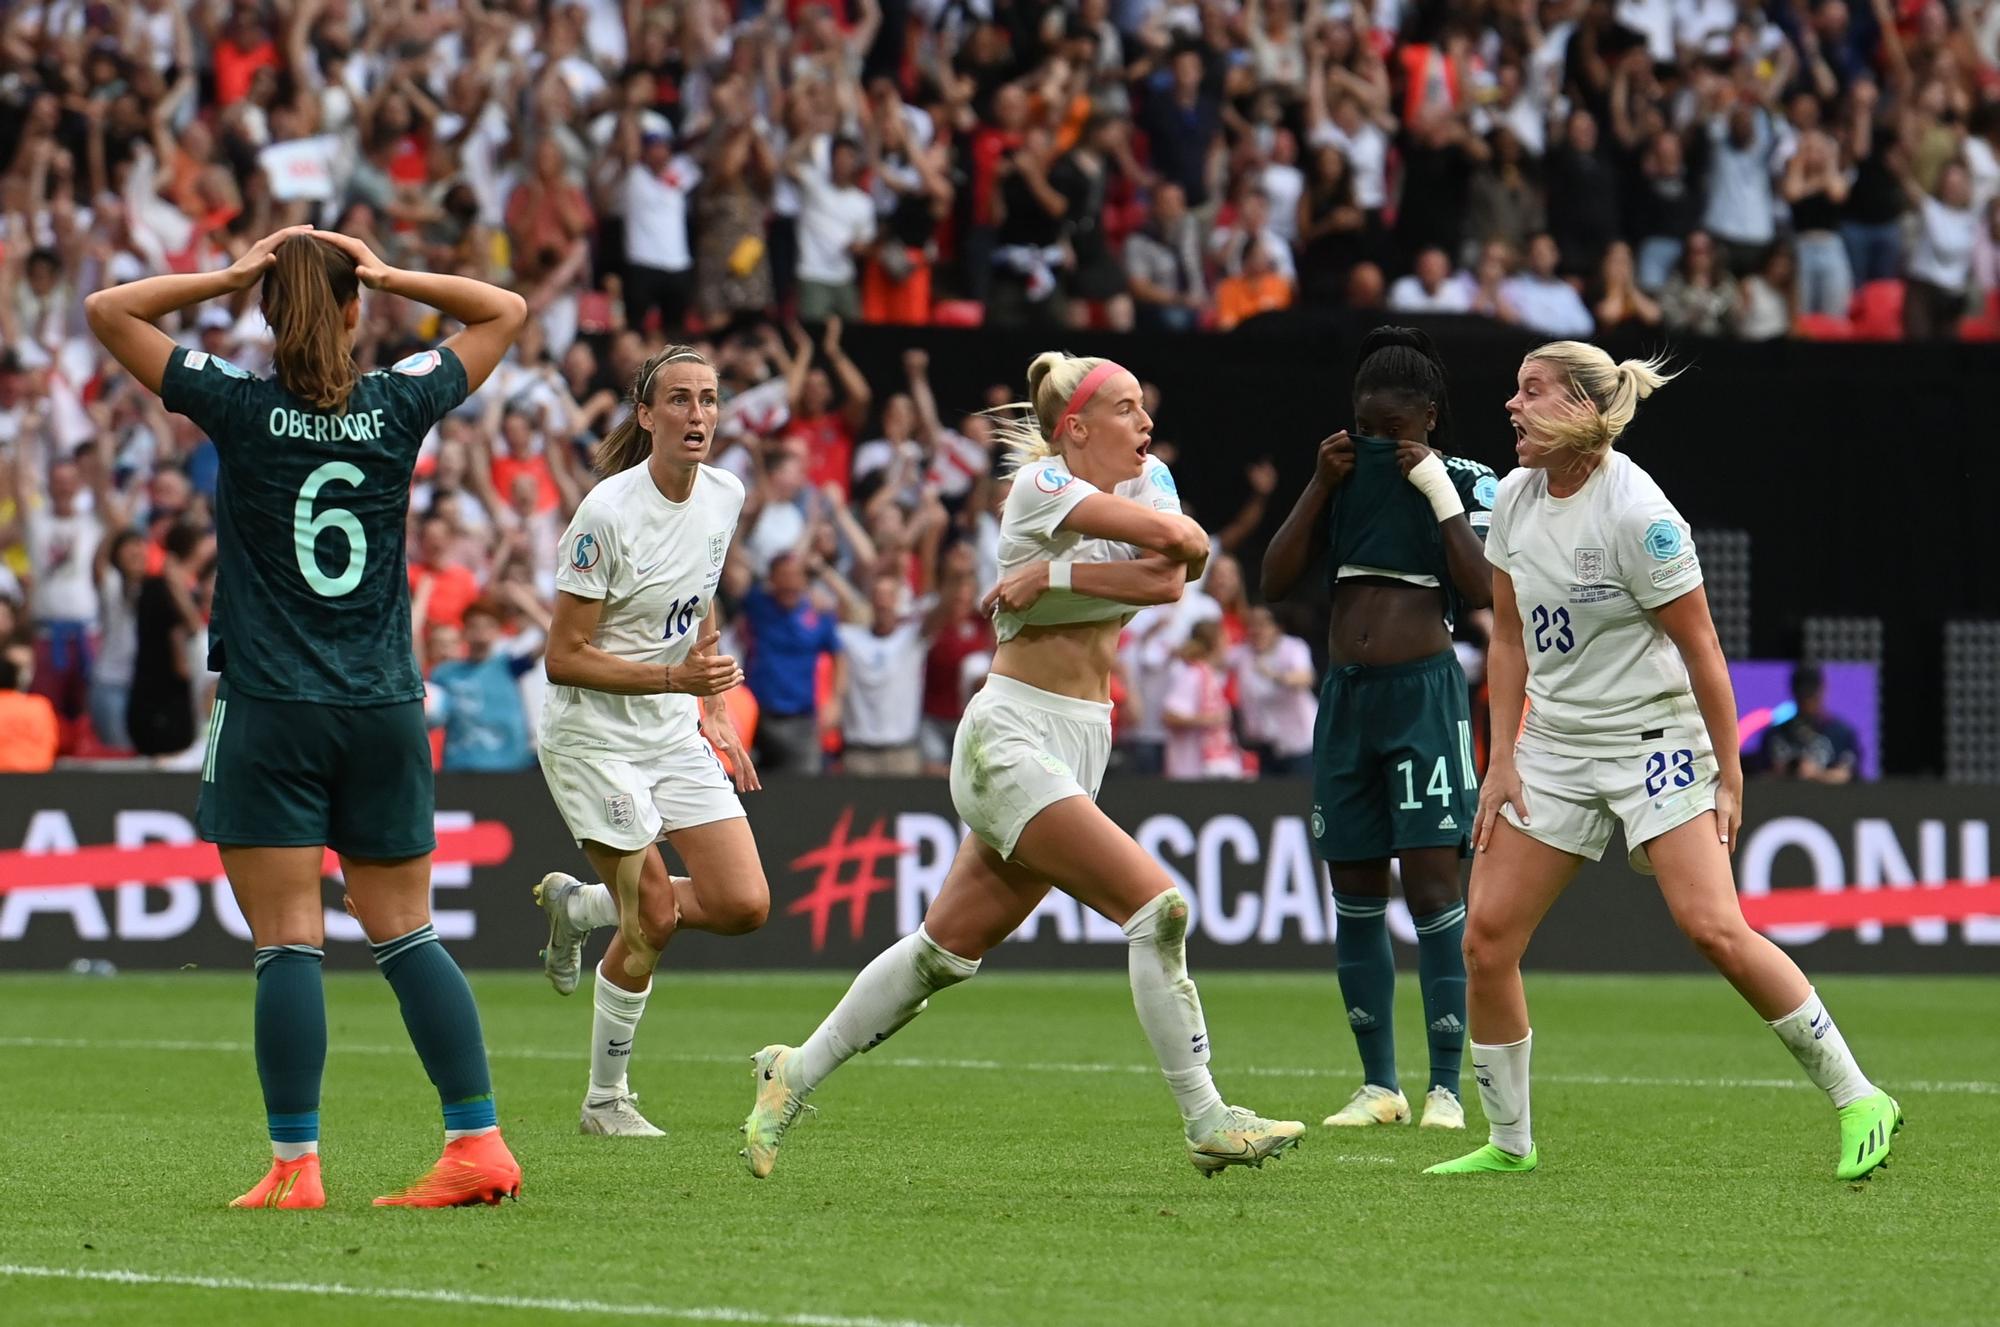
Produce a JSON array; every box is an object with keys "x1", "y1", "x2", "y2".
[{"x1": 663, "y1": 595, "x2": 702, "y2": 641}]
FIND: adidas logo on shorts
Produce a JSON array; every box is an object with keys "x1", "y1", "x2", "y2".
[{"x1": 1438, "y1": 815, "x2": 1458, "y2": 830}]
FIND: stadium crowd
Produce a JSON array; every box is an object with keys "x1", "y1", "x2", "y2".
[{"x1": 2, "y1": 0, "x2": 1976, "y2": 772}]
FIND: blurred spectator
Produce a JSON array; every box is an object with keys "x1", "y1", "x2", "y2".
[
  {"x1": 1757, "y1": 664, "x2": 1863, "y2": 783},
  {"x1": 1463, "y1": 128, "x2": 1546, "y2": 269},
  {"x1": 1738, "y1": 246, "x2": 1798, "y2": 341},
  {"x1": 426, "y1": 594, "x2": 545, "y2": 774},
  {"x1": 1231, "y1": 606, "x2": 1317, "y2": 778},
  {"x1": 1631, "y1": 131, "x2": 1702, "y2": 293},
  {"x1": 1901, "y1": 162, "x2": 1978, "y2": 341},
  {"x1": 1390, "y1": 247, "x2": 1473, "y2": 314},
  {"x1": 790, "y1": 135, "x2": 877, "y2": 325},
  {"x1": 783, "y1": 318, "x2": 871, "y2": 497},
  {"x1": 829, "y1": 564, "x2": 949, "y2": 777},
  {"x1": 1163, "y1": 619, "x2": 1246, "y2": 781},
  {"x1": 1053, "y1": 114, "x2": 1134, "y2": 332},
  {"x1": 1346, "y1": 260, "x2": 1388, "y2": 311},
  {"x1": 1700, "y1": 87, "x2": 1780, "y2": 274},
  {"x1": 128, "y1": 522, "x2": 209, "y2": 759},
  {"x1": 1840, "y1": 83, "x2": 1907, "y2": 285},
  {"x1": 1782, "y1": 130, "x2": 1854, "y2": 318},
  {"x1": 736, "y1": 552, "x2": 844, "y2": 774},
  {"x1": 0, "y1": 645, "x2": 58, "y2": 772},
  {"x1": 1214, "y1": 237, "x2": 1295, "y2": 330},
  {"x1": 91, "y1": 530, "x2": 148, "y2": 752},
  {"x1": 410, "y1": 513, "x2": 481, "y2": 630},
  {"x1": 1594, "y1": 242, "x2": 1663, "y2": 332},
  {"x1": 1661, "y1": 232, "x2": 1741, "y2": 337},
  {"x1": 1297, "y1": 141, "x2": 1368, "y2": 304},
  {"x1": 616, "y1": 122, "x2": 700, "y2": 337},
  {"x1": 1545, "y1": 109, "x2": 1620, "y2": 278},
  {"x1": 1396, "y1": 108, "x2": 1486, "y2": 268},
  {"x1": 1502, "y1": 235, "x2": 1593, "y2": 337},
  {"x1": 1126, "y1": 182, "x2": 1207, "y2": 332},
  {"x1": 1144, "y1": 47, "x2": 1224, "y2": 209}
]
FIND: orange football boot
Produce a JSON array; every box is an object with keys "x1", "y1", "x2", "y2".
[
  {"x1": 373, "y1": 1132, "x2": 521, "y2": 1208},
  {"x1": 229, "y1": 1154, "x2": 326, "y2": 1210}
]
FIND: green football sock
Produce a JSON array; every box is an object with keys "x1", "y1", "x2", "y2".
[
  {"x1": 253, "y1": 944, "x2": 325, "y2": 1158},
  {"x1": 1414, "y1": 901, "x2": 1468, "y2": 1095},
  {"x1": 371, "y1": 924, "x2": 497, "y2": 1134},
  {"x1": 1333, "y1": 892, "x2": 1398, "y2": 1092}
]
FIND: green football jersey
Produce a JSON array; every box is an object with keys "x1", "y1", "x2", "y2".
[
  {"x1": 160, "y1": 343, "x2": 469, "y2": 706},
  {"x1": 1324, "y1": 435, "x2": 1499, "y2": 629}
]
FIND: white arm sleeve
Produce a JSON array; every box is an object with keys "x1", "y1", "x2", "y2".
[
  {"x1": 554, "y1": 500, "x2": 619, "y2": 602},
  {"x1": 1617, "y1": 498, "x2": 1702, "y2": 609},
  {"x1": 1007, "y1": 460, "x2": 1100, "y2": 540}
]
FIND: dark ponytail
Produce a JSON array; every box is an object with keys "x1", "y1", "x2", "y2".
[
  {"x1": 1353, "y1": 325, "x2": 1456, "y2": 452},
  {"x1": 595, "y1": 344, "x2": 711, "y2": 476},
  {"x1": 262, "y1": 235, "x2": 360, "y2": 412}
]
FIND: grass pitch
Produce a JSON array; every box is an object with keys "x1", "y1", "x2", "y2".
[{"x1": 0, "y1": 970, "x2": 1993, "y2": 1326}]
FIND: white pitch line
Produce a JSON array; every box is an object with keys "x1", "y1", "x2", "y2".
[
  {"x1": 1, "y1": 1035, "x2": 1994, "y2": 1096},
  {"x1": 0, "y1": 1264, "x2": 961, "y2": 1327}
]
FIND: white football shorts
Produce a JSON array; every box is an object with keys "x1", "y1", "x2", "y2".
[
  {"x1": 539, "y1": 736, "x2": 744, "y2": 853},
  {"x1": 1502, "y1": 732, "x2": 1718, "y2": 874},
  {"x1": 950, "y1": 674, "x2": 1113, "y2": 860}
]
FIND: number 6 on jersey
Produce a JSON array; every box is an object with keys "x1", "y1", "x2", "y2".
[{"x1": 294, "y1": 461, "x2": 368, "y2": 597}]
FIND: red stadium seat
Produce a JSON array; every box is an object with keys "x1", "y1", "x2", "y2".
[
  {"x1": 1959, "y1": 290, "x2": 2000, "y2": 341},
  {"x1": 1848, "y1": 280, "x2": 1906, "y2": 339},
  {"x1": 1793, "y1": 313, "x2": 1855, "y2": 340},
  {"x1": 931, "y1": 299, "x2": 985, "y2": 327}
]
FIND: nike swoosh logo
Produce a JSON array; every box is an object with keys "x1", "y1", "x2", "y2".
[{"x1": 608, "y1": 1039, "x2": 632, "y2": 1050}]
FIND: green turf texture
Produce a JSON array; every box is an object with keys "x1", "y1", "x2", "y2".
[{"x1": 0, "y1": 970, "x2": 1992, "y2": 1326}]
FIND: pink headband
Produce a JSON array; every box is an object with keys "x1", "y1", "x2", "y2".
[{"x1": 1053, "y1": 360, "x2": 1127, "y2": 438}]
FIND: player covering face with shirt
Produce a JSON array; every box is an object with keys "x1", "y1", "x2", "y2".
[
  {"x1": 1426, "y1": 341, "x2": 1900, "y2": 1181},
  {"x1": 1261, "y1": 327, "x2": 1498, "y2": 1134}
]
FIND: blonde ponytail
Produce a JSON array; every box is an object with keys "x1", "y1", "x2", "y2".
[
  {"x1": 1522, "y1": 341, "x2": 1677, "y2": 455},
  {"x1": 989, "y1": 350, "x2": 1114, "y2": 473}
]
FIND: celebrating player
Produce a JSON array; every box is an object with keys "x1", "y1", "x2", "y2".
[
  {"x1": 1427, "y1": 341, "x2": 1901, "y2": 1179},
  {"x1": 531, "y1": 344, "x2": 768, "y2": 1138},
  {"x1": 739, "y1": 351, "x2": 1305, "y2": 1179},
  {"x1": 1261, "y1": 327, "x2": 1496, "y2": 1132},
  {"x1": 84, "y1": 227, "x2": 528, "y2": 1208}
]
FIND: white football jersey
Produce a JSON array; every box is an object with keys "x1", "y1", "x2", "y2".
[
  {"x1": 542, "y1": 462, "x2": 745, "y2": 758},
  {"x1": 1486, "y1": 451, "x2": 1708, "y2": 754},
  {"x1": 993, "y1": 453, "x2": 1184, "y2": 643}
]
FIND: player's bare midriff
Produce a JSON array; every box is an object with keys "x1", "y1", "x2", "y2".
[
  {"x1": 990, "y1": 617, "x2": 1124, "y2": 704},
  {"x1": 1328, "y1": 578, "x2": 1452, "y2": 668}
]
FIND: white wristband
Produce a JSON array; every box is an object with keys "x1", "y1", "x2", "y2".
[
  {"x1": 1407, "y1": 453, "x2": 1464, "y2": 523},
  {"x1": 1048, "y1": 560, "x2": 1072, "y2": 591}
]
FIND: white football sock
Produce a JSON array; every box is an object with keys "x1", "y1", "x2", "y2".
[
  {"x1": 272, "y1": 1141, "x2": 318, "y2": 1162},
  {"x1": 794, "y1": 926, "x2": 977, "y2": 1092},
  {"x1": 1472, "y1": 1032, "x2": 1533, "y2": 1156},
  {"x1": 570, "y1": 882, "x2": 621, "y2": 931},
  {"x1": 1767, "y1": 988, "x2": 1875, "y2": 1108},
  {"x1": 1123, "y1": 889, "x2": 1228, "y2": 1139},
  {"x1": 587, "y1": 962, "x2": 650, "y2": 1105}
]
